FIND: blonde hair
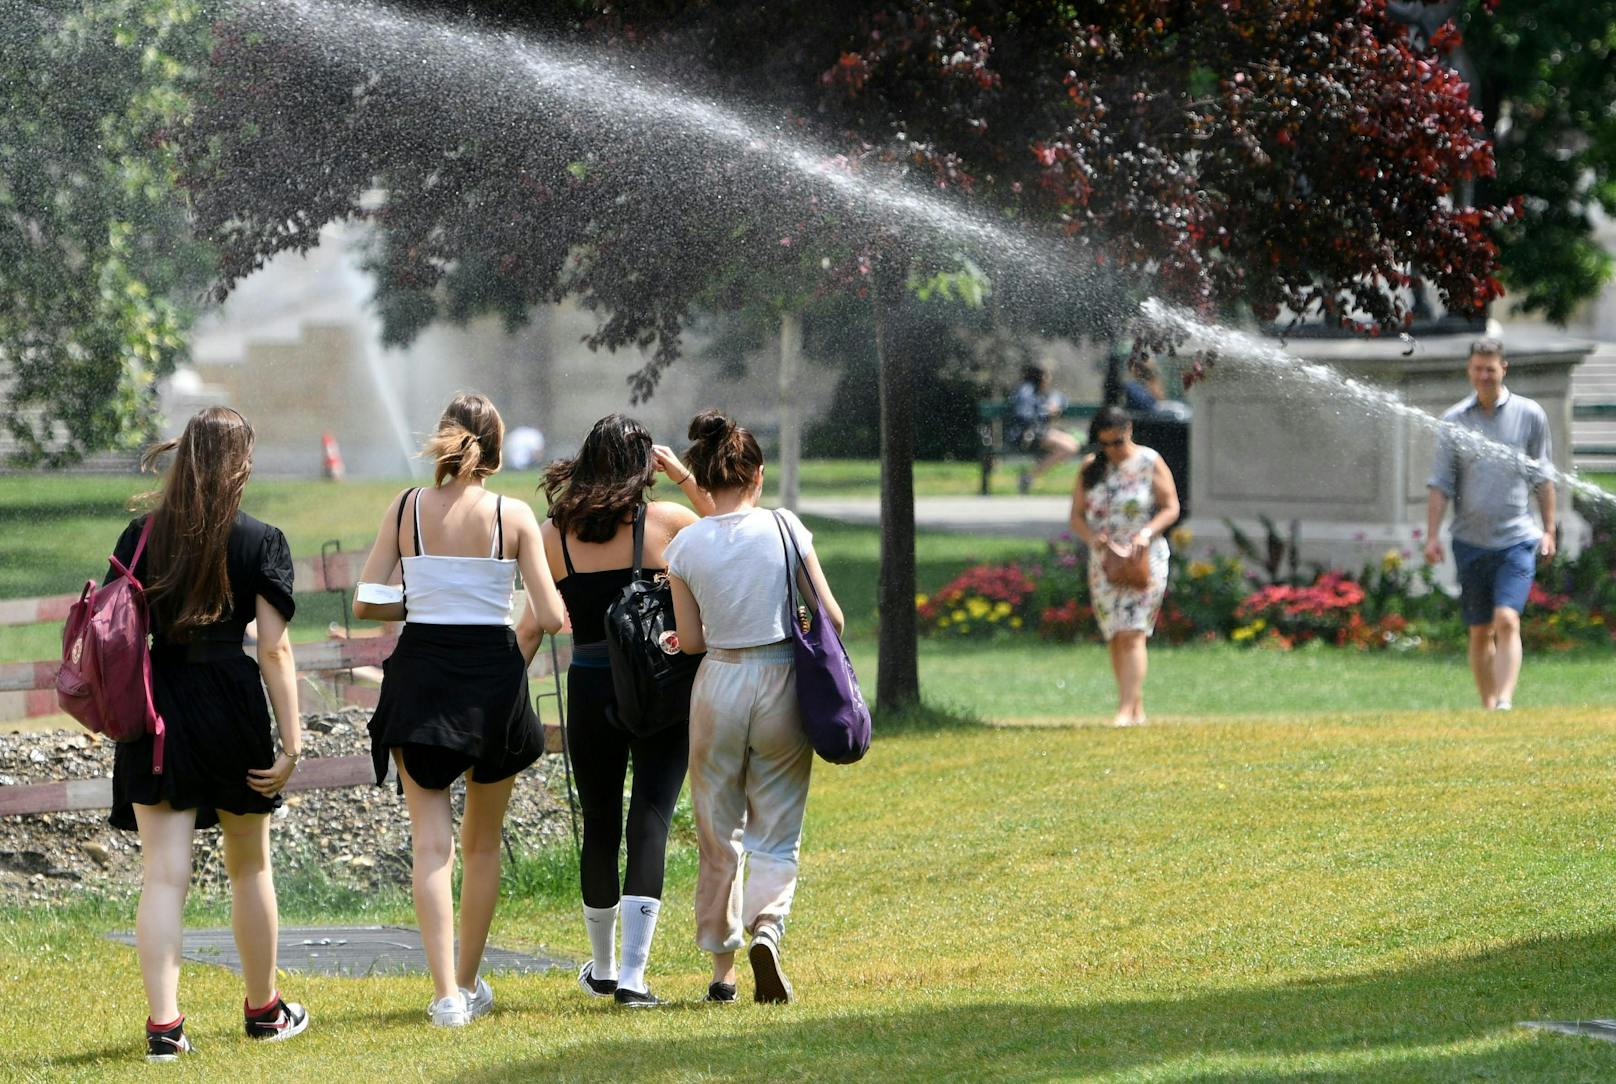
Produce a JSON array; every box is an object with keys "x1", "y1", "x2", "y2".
[{"x1": 422, "y1": 393, "x2": 504, "y2": 486}]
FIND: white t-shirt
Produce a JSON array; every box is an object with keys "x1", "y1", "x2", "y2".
[{"x1": 664, "y1": 507, "x2": 814, "y2": 649}]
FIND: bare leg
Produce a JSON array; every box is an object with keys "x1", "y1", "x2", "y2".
[
  {"x1": 1467, "y1": 625, "x2": 1497, "y2": 708},
  {"x1": 218, "y1": 810, "x2": 278, "y2": 1009},
  {"x1": 1491, "y1": 607, "x2": 1523, "y2": 706},
  {"x1": 1112, "y1": 630, "x2": 1147, "y2": 724},
  {"x1": 1105, "y1": 636, "x2": 1129, "y2": 727},
  {"x1": 456, "y1": 774, "x2": 515, "y2": 991},
  {"x1": 396, "y1": 751, "x2": 458, "y2": 1001},
  {"x1": 133, "y1": 802, "x2": 196, "y2": 1024},
  {"x1": 1031, "y1": 429, "x2": 1080, "y2": 481},
  {"x1": 712, "y1": 950, "x2": 737, "y2": 985}
]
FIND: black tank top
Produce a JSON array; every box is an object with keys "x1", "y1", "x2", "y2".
[{"x1": 554, "y1": 530, "x2": 661, "y2": 645}]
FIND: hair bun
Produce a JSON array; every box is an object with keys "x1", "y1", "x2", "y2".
[{"x1": 687, "y1": 409, "x2": 733, "y2": 444}]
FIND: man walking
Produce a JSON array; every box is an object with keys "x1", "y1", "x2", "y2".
[{"x1": 1424, "y1": 338, "x2": 1557, "y2": 710}]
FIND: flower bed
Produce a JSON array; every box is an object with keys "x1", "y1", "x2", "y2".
[{"x1": 916, "y1": 520, "x2": 1614, "y2": 652}]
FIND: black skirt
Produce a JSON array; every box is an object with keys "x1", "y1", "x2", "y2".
[
  {"x1": 109, "y1": 644, "x2": 280, "y2": 832},
  {"x1": 368, "y1": 623, "x2": 544, "y2": 789}
]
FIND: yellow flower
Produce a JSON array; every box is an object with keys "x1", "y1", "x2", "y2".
[
  {"x1": 937, "y1": 616, "x2": 951, "y2": 627},
  {"x1": 1009, "y1": 617, "x2": 1023, "y2": 629},
  {"x1": 1231, "y1": 625, "x2": 1256, "y2": 642},
  {"x1": 952, "y1": 610, "x2": 966, "y2": 622},
  {"x1": 915, "y1": 594, "x2": 929, "y2": 607},
  {"x1": 1381, "y1": 549, "x2": 1403, "y2": 572},
  {"x1": 1188, "y1": 560, "x2": 1213, "y2": 580},
  {"x1": 1170, "y1": 526, "x2": 1194, "y2": 549},
  {"x1": 993, "y1": 601, "x2": 1012, "y2": 617},
  {"x1": 1252, "y1": 618, "x2": 1266, "y2": 631},
  {"x1": 966, "y1": 598, "x2": 990, "y2": 619}
]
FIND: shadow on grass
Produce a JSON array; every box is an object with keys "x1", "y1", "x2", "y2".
[
  {"x1": 874, "y1": 700, "x2": 988, "y2": 737},
  {"x1": 457, "y1": 930, "x2": 1616, "y2": 1082}
]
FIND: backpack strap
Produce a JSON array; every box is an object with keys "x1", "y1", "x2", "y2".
[
  {"x1": 630, "y1": 504, "x2": 647, "y2": 578},
  {"x1": 492, "y1": 496, "x2": 505, "y2": 559},
  {"x1": 109, "y1": 515, "x2": 157, "y2": 585}
]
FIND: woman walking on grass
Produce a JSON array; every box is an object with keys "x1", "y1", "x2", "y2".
[
  {"x1": 107, "y1": 406, "x2": 309, "y2": 1062},
  {"x1": 525, "y1": 414, "x2": 713, "y2": 1007},
  {"x1": 1069, "y1": 404, "x2": 1180, "y2": 727},
  {"x1": 355, "y1": 393, "x2": 566, "y2": 1027},
  {"x1": 667, "y1": 410, "x2": 845, "y2": 1003}
]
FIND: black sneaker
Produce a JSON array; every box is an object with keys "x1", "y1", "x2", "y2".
[
  {"x1": 577, "y1": 960, "x2": 618, "y2": 998},
  {"x1": 146, "y1": 1018, "x2": 193, "y2": 1063},
  {"x1": 245, "y1": 995, "x2": 311, "y2": 1042},
  {"x1": 749, "y1": 929, "x2": 794, "y2": 1004},
  {"x1": 705, "y1": 981, "x2": 738, "y2": 1004},
  {"x1": 613, "y1": 986, "x2": 663, "y2": 1008}
]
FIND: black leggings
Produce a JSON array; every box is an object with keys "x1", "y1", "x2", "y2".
[{"x1": 565, "y1": 665, "x2": 689, "y2": 908}]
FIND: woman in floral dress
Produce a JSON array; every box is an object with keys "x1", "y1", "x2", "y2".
[{"x1": 1069, "y1": 406, "x2": 1181, "y2": 727}]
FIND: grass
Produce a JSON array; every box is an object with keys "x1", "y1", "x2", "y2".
[
  {"x1": 7, "y1": 703, "x2": 1616, "y2": 1080},
  {"x1": 849, "y1": 639, "x2": 1616, "y2": 720}
]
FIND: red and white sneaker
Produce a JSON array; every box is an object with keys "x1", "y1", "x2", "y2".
[
  {"x1": 146, "y1": 1016, "x2": 193, "y2": 1063},
  {"x1": 244, "y1": 993, "x2": 311, "y2": 1042}
]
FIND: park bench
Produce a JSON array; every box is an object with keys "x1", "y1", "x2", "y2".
[{"x1": 976, "y1": 399, "x2": 1100, "y2": 495}]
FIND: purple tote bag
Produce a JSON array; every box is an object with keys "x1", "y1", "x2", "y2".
[{"x1": 772, "y1": 512, "x2": 870, "y2": 765}]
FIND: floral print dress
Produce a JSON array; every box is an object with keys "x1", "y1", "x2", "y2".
[{"x1": 1083, "y1": 446, "x2": 1171, "y2": 640}]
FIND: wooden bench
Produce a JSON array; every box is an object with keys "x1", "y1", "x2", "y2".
[{"x1": 976, "y1": 400, "x2": 1100, "y2": 495}]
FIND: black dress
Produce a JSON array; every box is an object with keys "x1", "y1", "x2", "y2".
[{"x1": 105, "y1": 512, "x2": 297, "y2": 831}]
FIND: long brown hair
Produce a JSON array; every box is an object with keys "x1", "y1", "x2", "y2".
[
  {"x1": 543, "y1": 414, "x2": 656, "y2": 543},
  {"x1": 422, "y1": 392, "x2": 504, "y2": 486},
  {"x1": 140, "y1": 406, "x2": 255, "y2": 639},
  {"x1": 684, "y1": 409, "x2": 762, "y2": 492}
]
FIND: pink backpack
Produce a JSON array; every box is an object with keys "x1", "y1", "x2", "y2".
[{"x1": 56, "y1": 517, "x2": 166, "y2": 773}]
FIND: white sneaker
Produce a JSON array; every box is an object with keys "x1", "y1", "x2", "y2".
[
  {"x1": 460, "y1": 976, "x2": 493, "y2": 1019},
  {"x1": 427, "y1": 991, "x2": 469, "y2": 1028},
  {"x1": 1495, "y1": 700, "x2": 1513, "y2": 711}
]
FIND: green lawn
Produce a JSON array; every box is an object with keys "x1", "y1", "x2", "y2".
[
  {"x1": 7, "y1": 473, "x2": 1616, "y2": 1078},
  {"x1": 7, "y1": 704, "x2": 1616, "y2": 1080}
]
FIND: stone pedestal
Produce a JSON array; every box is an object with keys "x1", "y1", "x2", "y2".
[{"x1": 1182, "y1": 331, "x2": 1593, "y2": 583}]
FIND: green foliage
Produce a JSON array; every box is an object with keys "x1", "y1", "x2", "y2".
[
  {"x1": 1453, "y1": 1, "x2": 1616, "y2": 321},
  {"x1": 0, "y1": 0, "x2": 214, "y2": 465}
]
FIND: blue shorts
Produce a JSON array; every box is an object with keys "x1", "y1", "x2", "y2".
[{"x1": 1451, "y1": 538, "x2": 1537, "y2": 627}]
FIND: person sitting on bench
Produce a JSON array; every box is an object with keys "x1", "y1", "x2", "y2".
[{"x1": 1008, "y1": 364, "x2": 1080, "y2": 494}]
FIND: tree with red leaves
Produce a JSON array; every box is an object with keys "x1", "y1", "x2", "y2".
[{"x1": 179, "y1": 0, "x2": 1504, "y2": 710}]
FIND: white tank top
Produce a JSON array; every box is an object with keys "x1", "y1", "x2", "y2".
[{"x1": 401, "y1": 490, "x2": 517, "y2": 626}]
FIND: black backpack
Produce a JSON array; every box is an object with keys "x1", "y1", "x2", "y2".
[{"x1": 603, "y1": 506, "x2": 703, "y2": 735}]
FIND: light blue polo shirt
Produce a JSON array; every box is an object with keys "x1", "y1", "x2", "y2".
[{"x1": 1427, "y1": 388, "x2": 1553, "y2": 550}]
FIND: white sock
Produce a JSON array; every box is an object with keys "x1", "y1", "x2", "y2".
[
  {"x1": 617, "y1": 895, "x2": 661, "y2": 994},
  {"x1": 583, "y1": 903, "x2": 619, "y2": 980}
]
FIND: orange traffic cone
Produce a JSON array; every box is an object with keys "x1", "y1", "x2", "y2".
[{"x1": 321, "y1": 432, "x2": 345, "y2": 480}]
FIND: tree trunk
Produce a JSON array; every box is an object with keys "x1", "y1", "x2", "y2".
[
  {"x1": 873, "y1": 265, "x2": 919, "y2": 711},
  {"x1": 777, "y1": 311, "x2": 802, "y2": 512}
]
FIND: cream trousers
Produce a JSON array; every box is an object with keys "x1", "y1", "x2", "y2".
[{"x1": 688, "y1": 643, "x2": 812, "y2": 954}]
